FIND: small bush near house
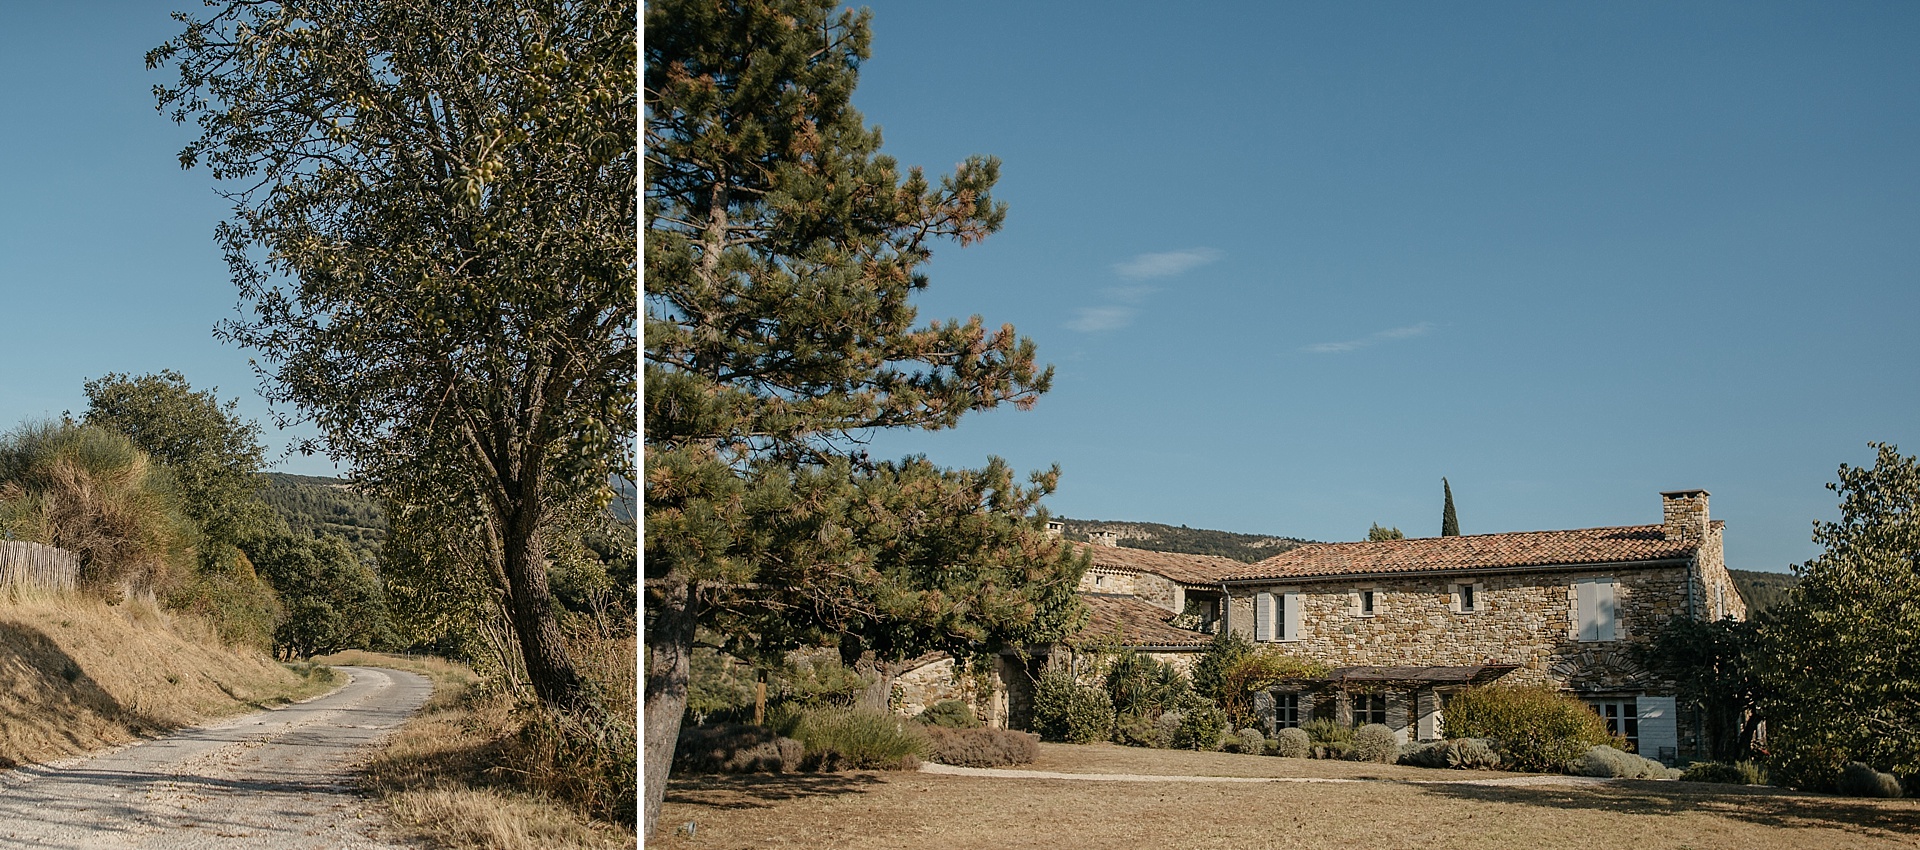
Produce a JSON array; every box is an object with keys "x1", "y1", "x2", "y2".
[
  {"x1": 1442, "y1": 685, "x2": 1617, "y2": 773},
  {"x1": 1271, "y1": 727, "x2": 1311, "y2": 758},
  {"x1": 1569, "y1": 745, "x2": 1680, "y2": 779},
  {"x1": 784, "y1": 707, "x2": 930, "y2": 771},
  {"x1": 1153, "y1": 711, "x2": 1185, "y2": 746},
  {"x1": 1223, "y1": 727, "x2": 1264, "y2": 755},
  {"x1": 1171, "y1": 696, "x2": 1226, "y2": 751},
  {"x1": 1113, "y1": 713, "x2": 1164, "y2": 748},
  {"x1": 1347, "y1": 724, "x2": 1398, "y2": 763},
  {"x1": 916, "y1": 699, "x2": 981, "y2": 729},
  {"x1": 673, "y1": 723, "x2": 803, "y2": 774},
  {"x1": 924, "y1": 726, "x2": 1040, "y2": 768},
  {"x1": 1033, "y1": 670, "x2": 1116, "y2": 744},
  {"x1": 1836, "y1": 762, "x2": 1904, "y2": 798},
  {"x1": 1300, "y1": 718, "x2": 1354, "y2": 745},
  {"x1": 1681, "y1": 760, "x2": 1769, "y2": 785}
]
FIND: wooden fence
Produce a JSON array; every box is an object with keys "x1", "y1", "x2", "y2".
[{"x1": 0, "y1": 541, "x2": 78, "y2": 592}]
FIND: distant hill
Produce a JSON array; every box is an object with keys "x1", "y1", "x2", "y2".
[
  {"x1": 1053, "y1": 517, "x2": 1315, "y2": 563},
  {"x1": 1728, "y1": 568, "x2": 1798, "y2": 616},
  {"x1": 258, "y1": 473, "x2": 387, "y2": 560}
]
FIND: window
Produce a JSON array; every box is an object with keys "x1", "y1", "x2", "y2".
[
  {"x1": 1256, "y1": 591, "x2": 1300, "y2": 641},
  {"x1": 1352, "y1": 693, "x2": 1386, "y2": 727},
  {"x1": 1350, "y1": 587, "x2": 1379, "y2": 617},
  {"x1": 1360, "y1": 590, "x2": 1375, "y2": 616},
  {"x1": 1588, "y1": 699, "x2": 1639, "y2": 752},
  {"x1": 1458, "y1": 582, "x2": 1476, "y2": 613},
  {"x1": 1274, "y1": 693, "x2": 1300, "y2": 729},
  {"x1": 1093, "y1": 574, "x2": 1105, "y2": 587},
  {"x1": 1574, "y1": 578, "x2": 1618, "y2": 641}
]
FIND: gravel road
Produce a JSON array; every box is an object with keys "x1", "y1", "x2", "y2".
[{"x1": 0, "y1": 665, "x2": 432, "y2": 850}]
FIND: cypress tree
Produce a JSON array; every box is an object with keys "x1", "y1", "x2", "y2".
[{"x1": 1442, "y1": 478, "x2": 1460, "y2": 537}]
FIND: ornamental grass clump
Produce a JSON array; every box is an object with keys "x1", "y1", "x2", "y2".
[
  {"x1": 1681, "y1": 760, "x2": 1769, "y2": 785},
  {"x1": 924, "y1": 727, "x2": 1040, "y2": 768},
  {"x1": 785, "y1": 707, "x2": 930, "y2": 771},
  {"x1": 1271, "y1": 727, "x2": 1311, "y2": 758},
  {"x1": 1399, "y1": 738, "x2": 1502, "y2": 770},
  {"x1": 1836, "y1": 762, "x2": 1904, "y2": 798},
  {"x1": 1348, "y1": 723, "x2": 1398, "y2": 763},
  {"x1": 1442, "y1": 685, "x2": 1617, "y2": 772}
]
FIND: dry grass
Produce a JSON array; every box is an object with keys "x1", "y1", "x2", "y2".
[
  {"x1": 0, "y1": 588, "x2": 337, "y2": 768},
  {"x1": 332, "y1": 650, "x2": 633, "y2": 850},
  {"x1": 653, "y1": 742, "x2": 1920, "y2": 850}
]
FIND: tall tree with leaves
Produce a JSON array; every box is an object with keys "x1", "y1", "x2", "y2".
[
  {"x1": 1758, "y1": 443, "x2": 1920, "y2": 791},
  {"x1": 1366, "y1": 523, "x2": 1404, "y2": 541},
  {"x1": 645, "y1": 0, "x2": 1085, "y2": 835},
  {"x1": 82, "y1": 371, "x2": 273, "y2": 554},
  {"x1": 1442, "y1": 478, "x2": 1460, "y2": 536},
  {"x1": 150, "y1": 1, "x2": 636, "y2": 712},
  {"x1": 1635, "y1": 615, "x2": 1764, "y2": 762}
]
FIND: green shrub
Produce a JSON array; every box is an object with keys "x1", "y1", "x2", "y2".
[
  {"x1": 1570, "y1": 745, "x2": 1679, "y2": 779},
  {"x1": 1400, "y1": 738, "x2": 1501, "y2": 770},
  {"x1": 517, "y1": 702, "x2": 639, "y2": 825},
  {"x1": 673, "y1": 722, "x2": 803, "y2": 773},
  {"x1": 1113, "y1": 713, "x2": 1164, "y2": 748},
  {"x1": 1032, "y1": 669, "x2": 1115, "y2": 744},
  {"x1": 916, "y1": 699, "x2": 980, "y2": 729},
  {"x1": 787, "y1": 707, "x2": 931, "y2": 770},
  {"x1": 1224, "y1": 727, "x2": 1264, "y2": 754},
  {"x1": 1682, "y1": 760, "x2": 1768, "y2": 785},
  {"x1": 1300, "y1": 717, "x2": 1354, "y2": 745},
  {"x1": 1104, "y1": 651, "x2": 1190, "y2": 718},
  {"x1": 1837, "y1": 762, "x2": 1904, "y2": 798},
  {"x1": 1348, "y1": 723, "x2": 1398, "y2": 763},
  {"x1": 924, "y1": 726, "x2": 1040, "y2": 767},
  {"x1": 1313, "y1": 741, "x2": 1352, "y2": 760},
  {"x1": 1171, "y1": 696, "x2": 1226, "y2": 751},
  {"x1": 1272, "y1": 727, "x2": 1311, "y2": 758},
  {"x1": 1443, "y1": 685, "x2": 1616, "y2": 772}
]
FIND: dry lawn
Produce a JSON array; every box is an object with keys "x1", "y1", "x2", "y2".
[
  {"x1": 321, "y1": 650, "x2": 634, "y2": 850},
  {"x1": 0, "y1": 589, "x2": 336, "y2": 767},
  {"x1": 654, "y1": 742, "x2": 1920, "y2": 850}
]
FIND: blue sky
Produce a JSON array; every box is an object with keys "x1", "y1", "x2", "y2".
[
  {"x1": 0, "y1": 5, "x2": 336, "y2": 476},
  {"x1": 844, "y1": 1, "x2": 1920, "y2": 572}
]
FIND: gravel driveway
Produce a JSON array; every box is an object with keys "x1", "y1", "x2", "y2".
[{"x1": 0, "y1": 665, "x2": 432, "y2": 850}]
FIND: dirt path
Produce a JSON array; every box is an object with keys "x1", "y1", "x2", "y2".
[{"x1": 0, "y1": 665, "x2": 432, "y2": 850}]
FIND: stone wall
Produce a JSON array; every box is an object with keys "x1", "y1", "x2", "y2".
[
  {"x1": 1079, "y1": 566, "x2": 1138, "y2": 596},
  {"x1": 1227, "y1": 565, "x2": 1690, "y2": 691},
  {"x1": 892, "y1": 655, "x2": 1011, "y2": 728}
]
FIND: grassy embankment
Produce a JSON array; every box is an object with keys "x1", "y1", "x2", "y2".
[
  {"x1": 0, "y1": 587, "x2": 337, "y2": 768},
  {"x1": 317, "y1": 649, "x2": 634, "y2": 850}
]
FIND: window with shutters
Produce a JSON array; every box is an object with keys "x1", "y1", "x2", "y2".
[
  {"x1": 1351, "y1": 693, "x2": 1386, "y2": 726},
  {"x1": 1573, "y1": 578, "x2": 1618, "y2": 641},
  {"x1": 1257, "y1": 591, "x2": 1300, "y2": 641},
  {"x1": 1587, "y1": 698, "x2": 1639, "y2": 752}
]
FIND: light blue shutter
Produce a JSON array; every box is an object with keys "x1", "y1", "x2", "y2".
[
  {"x1": 1595, "y1": 580, "x2": 1616, "y2": 640},
  {"x1": 1255, "y1": 592, "x2": 1273, "y2": 641},
  {"x1": 1282, "y1": 593, "x2": 1301, "y2": 641}
]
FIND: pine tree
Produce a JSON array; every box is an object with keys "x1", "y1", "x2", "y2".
[
  {"x1": 644, "y1": 0, "x2": 1085, "y2": 835},
  {"x1": 1442, "y1": 478, "x2": 1460, "y2": 536}
]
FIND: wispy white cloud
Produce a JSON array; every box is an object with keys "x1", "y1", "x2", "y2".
[
  {"x1": 1105, "y1": 284, "x2": 1158, "y2": 304},
  {"x1": 1066, "y1": 305, "x2": 1138, "y2": 332},
  {"x1": 1112, "y1": 247, "x2": 1223, "y2": 280},
  {"x1": 1303, "y1": 322, "x2": 1435, "y2": 354}
]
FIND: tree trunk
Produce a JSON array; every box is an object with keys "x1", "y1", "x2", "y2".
[
  {"x1": 501, "y1": 515, "x2": 584, "y2": 709},
  {"x1": 643, "y1": 578, "x2": 697, "y2": 838}
]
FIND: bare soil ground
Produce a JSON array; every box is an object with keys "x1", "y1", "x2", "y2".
[{"x1": 654, "y1": 743, "x2": 1920, "y2": 850}]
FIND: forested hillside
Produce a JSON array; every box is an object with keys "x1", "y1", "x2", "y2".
[
  {"x1": 258, "y1": 473, "x2": 387, "y2": 560},
  {"x1": 1053, "y1": 517, "x2": 1314, "y2": 563},
  {"x1": 1728, "y1": 567, "x2": 1798, "y2": 616}
]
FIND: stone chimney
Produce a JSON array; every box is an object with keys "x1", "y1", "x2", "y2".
[
  {"x1": 1045, "y1": 520, "x2": 1063, "y2": 539},
  {"x1": 1091, "y1": 530, "x2": 1119, "y2": 548},
  {"x1": 1660, "y1": 490, "x2": 1710, "y2": 542}
]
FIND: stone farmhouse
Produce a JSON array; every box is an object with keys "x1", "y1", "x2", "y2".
[{"x1": 895, "y1": 489, "x2": 1745, "y2": 764}]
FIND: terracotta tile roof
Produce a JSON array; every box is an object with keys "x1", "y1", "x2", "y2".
[
  {"x1": 1075, "y1": 593, "x2": 1214, "y2": 649},
  {"x1": 1230, "y1": 522, "x2": 1722, "y2": 583},
  {"x1": 1075, "y1": 543, "x2": 1245, "y2": 586}
]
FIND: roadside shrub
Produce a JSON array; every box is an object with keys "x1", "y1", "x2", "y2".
[
  {"x1": 1032, "y1": 670, "x2": 1115, "y2": 744},
  {"x1": 1837, "y1": 762, "x2": 1904, "y2": 798},
  {"x1": 1272, "y1": 727, "x2": 1311, "y2": 758},
  {"x1": 1237, "y1": 727, "x2": 1266, "y2": 755},
  {"x1": 1682, "y1": 760, "x2": 1768, "y2": 785},
  {"x1": 1171, "y1": 695, "x2": 1226, "y2": 751},
  {"x1": 517, "y1": 701, "x2": 639, "y2": 825},
  {"x1": 1348, "y1": 723, "x2": 1398, "y2": 763},
  {"x1": 1570, "y1": 745, "x2": 1679, "y2": 779},
  {"x1": 673, "y1": 723, "x2": 802, "y2": 774},
  {"x1": 788, "y1": 707, "x2": 931, "y2": 771},
  {"x1": 1443, "y1": 685, "x2": 1616, "y2": 773},
  {"x1": 1300, "y1": 718, "x2": 1354, "y2": 745},
  {"x1": 924, "y1": 726, "x2": 1039, "y2": 768},
  {"x1": 916, "y1": 699, "x2": 980, "y2": 729}
]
